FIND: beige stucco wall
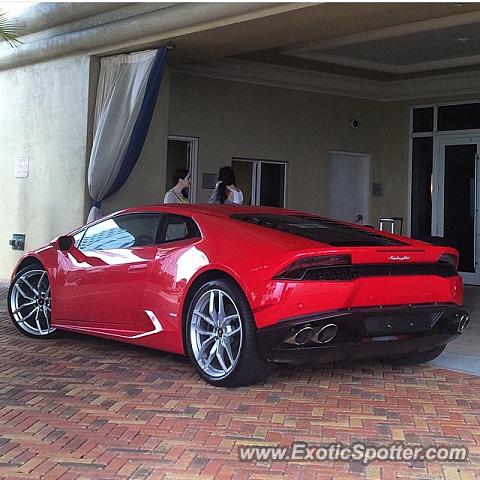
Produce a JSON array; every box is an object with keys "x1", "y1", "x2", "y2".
[
  {"x1": 0, "y1": 55, "x2": 91, "y2": 278},
  {"x1": 168, "y1": 73, "x2": 410, "y2": 226}
]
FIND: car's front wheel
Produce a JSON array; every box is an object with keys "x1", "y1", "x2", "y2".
[
  {"x1": 185, "y1": 278, "x2": 271, "y2": 387},
  {"x1": 8, "y1": 265, "x2": 57, "y2": 338}
]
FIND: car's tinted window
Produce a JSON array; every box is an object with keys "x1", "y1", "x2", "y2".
[
  {"x1": 79, "y1": 214, "x2": 163, "y2": 251},
  {"x1": 160, "y1": 214, "x2": 201, "y2": 243},
  {"x1": 231, "y1": 213, "x2": 407, "y2": 247}
]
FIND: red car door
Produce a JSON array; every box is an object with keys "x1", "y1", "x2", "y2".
[{"x1": 54, "y1": 213, "x2": 164, "y2": 330}]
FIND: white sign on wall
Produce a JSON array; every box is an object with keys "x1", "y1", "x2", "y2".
[{"x1": 14, "y1": 157, "x2": 29, "y2": 178}]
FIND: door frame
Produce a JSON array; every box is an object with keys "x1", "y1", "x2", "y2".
[
  {"x1": 167, "y1": 135, "x2": 199, "y2": 203},
  {"x1": 407, "y1": 102, "x2": 480, "y2": 236},
  {"x1": 432, "y1": 135, "x2": 480, "y2": 285},
  {"x1": 328, "y1": 150, "x2": 370, "y2": 225}
]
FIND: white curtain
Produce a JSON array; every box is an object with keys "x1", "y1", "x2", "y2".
[{"x1": 87, "y1": 50, "x2": 158, "y2": 223}]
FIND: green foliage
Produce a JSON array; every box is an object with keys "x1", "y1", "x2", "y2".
[{"x1": 0, "y1": 11, "x2": 21, "y2": 47}]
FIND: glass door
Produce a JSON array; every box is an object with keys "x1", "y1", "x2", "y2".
[
  {"x1": 433, "y1": 137, "x2": 480, "y2": 285},
  {"x1": 231, "y1": 159, "x2": 287, "y2": 207},
  {"x1": 231, "y1": 160, "x2": 255, "y2": 205}
]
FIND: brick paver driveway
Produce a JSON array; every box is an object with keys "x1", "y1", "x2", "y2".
[{"x1": 0, "y1": 279, "x2": 479, "y2": 479}]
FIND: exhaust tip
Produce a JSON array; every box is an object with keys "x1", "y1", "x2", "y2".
[
  {"x1": 294, "y1": 327, "x2": 315, "y2": 345},
  {"x1": 313, "y1": 324, "x2": 338, "y2": 344},
  {"x1": 284, "y1": 326, "x2": 315, "y2": 346}
]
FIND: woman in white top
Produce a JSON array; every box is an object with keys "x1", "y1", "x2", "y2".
[
  {"x1": 164, "y1": 168, "x2": 191, "y2": 204},
  {"x1": 208, "y1": 166, "x2": 244, "y2": 205}
]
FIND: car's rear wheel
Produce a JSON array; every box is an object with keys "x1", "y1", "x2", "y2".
[
  {"x1": 384, "y1": 344, "x2": 446, "y2": 365},
  {"x1": 8, "y1": 265, "x2": 57, "y2": 338},
  {"x1": 185, "y1": 278, "x2": 271, "y2": 387}
]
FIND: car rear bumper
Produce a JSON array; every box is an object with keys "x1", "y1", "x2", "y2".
[{"x1": 256, "y1": 303, "x2": 469, "y2": 364}]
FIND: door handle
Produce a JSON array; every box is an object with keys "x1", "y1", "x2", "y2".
[{"x1": 128, "y1": 264, "x2": 148, "y2": 272}]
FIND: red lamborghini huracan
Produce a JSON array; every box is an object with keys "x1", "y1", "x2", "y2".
[{"x1": 8, "y1": 204, "x2": 469, "y2": 386}]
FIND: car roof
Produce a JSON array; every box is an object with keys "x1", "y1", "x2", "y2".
[
  {"x1": 116, "y1": 203, "x2": 304, "y2": 218},
  {"x1": 68, "y1": 203, "x2": 423, "y2": 249},
  {"x1": 68, "y1": 204, "x2": 306, "y2": 235}
]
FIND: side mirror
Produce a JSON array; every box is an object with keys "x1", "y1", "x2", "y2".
[{"x1": 58, "y1": 235, "x2": 74, "y2": 252}]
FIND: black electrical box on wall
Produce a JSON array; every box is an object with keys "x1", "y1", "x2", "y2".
[{"x1": 9, "y1": 234, "x2": 25, "y2": 251}]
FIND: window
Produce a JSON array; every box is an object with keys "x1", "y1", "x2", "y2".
[
  {"x1": 78, "y1": 214, "x2": 163, "y2": 251},
  {"x1": 438, "y1": 103, "x2": 480, "y2": 131},
  {"x1": 231, "y1": 159, "x2": 287, "y2": 207},
  {"x1": 232, "y1": 214, "x2": 406, "y2": 247},
  {"x1": 73, "y1": 230, "x2": 85, "y2": 247},
  {"x1": 412, "y1": 107, "x2": 434, "y2": 133},
  {"x1": 160, "y1": 214, "x2": 201, "y2": 243},
  {"x1": 410, "y1": 101, "x2": 480, "y2": 239},
  {"x1": 411, "y1": 137, "x2": 433, "y2": 238}
]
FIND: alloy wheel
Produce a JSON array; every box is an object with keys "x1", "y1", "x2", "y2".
[
  {"x1": 9, "y1": 269, "x2": 55, "y2": 336},
  {"x1": 190, "y1": 289, "x2": 243, "y2": 378}
]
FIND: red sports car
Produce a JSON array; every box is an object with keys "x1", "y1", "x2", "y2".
[{"x1": 8, "y1": 204, "x2": 469, "y2": 386}]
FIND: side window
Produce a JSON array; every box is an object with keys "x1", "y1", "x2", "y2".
[
  {"x1": 78, "y1": 214, "x2": 163, "y2": 252},
  {"x1": 73, "y1": 230, "x2": 85, "y2": 247},
  {"x1": 161, "y1": 214, "x2": 201, "y2": 243}
]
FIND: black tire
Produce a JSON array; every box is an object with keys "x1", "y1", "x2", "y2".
[
  {"x1": 8, "y1": 264, "x2": 57, "y2": 339},
  {"x1": 384, "y1": 344, "x2": 446, "y2": 365},
  {"x1": 185, "y1": 278, "x2": 273, "y2": 387}
]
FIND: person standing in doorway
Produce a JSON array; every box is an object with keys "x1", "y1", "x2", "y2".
[
  {"x1": 208, "y1": 166, "x2": 244, "y2": 204},
  {"x1": 164, "y1": 168, "x2": 191, "y2": 203}
]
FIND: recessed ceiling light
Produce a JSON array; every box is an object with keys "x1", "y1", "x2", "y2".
[{"x1": 457, "y1": 37, "x2": 469, "y2": 43}]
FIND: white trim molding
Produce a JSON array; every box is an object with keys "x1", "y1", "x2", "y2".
[
  {"x1": 173, "y1": 58, "x2": 480, "y2": 102},
  {"x1": 173, "y1": 59, "x2": 388, "y2": 101},
  {"x1": 131, "y1": 310, "x2": 163, "y2": 339},
  {"x1": 284, "y1": 51, "x2": 480, "y2": 76}
]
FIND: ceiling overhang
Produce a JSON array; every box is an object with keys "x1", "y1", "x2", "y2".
[
  {"x1": 3, "y1": 2, "x2": 480, "y2": 102},
  {"x1": 281, "y1": 9, "x2": 480, "y2": 75}
]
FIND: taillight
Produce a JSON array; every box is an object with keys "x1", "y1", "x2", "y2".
[
  {"x1": 438, "y1": 253, "x2": 458, "y2": 270},
  {"x1": 274, "y1": 254, "x2": 351, "y2": 280}
]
